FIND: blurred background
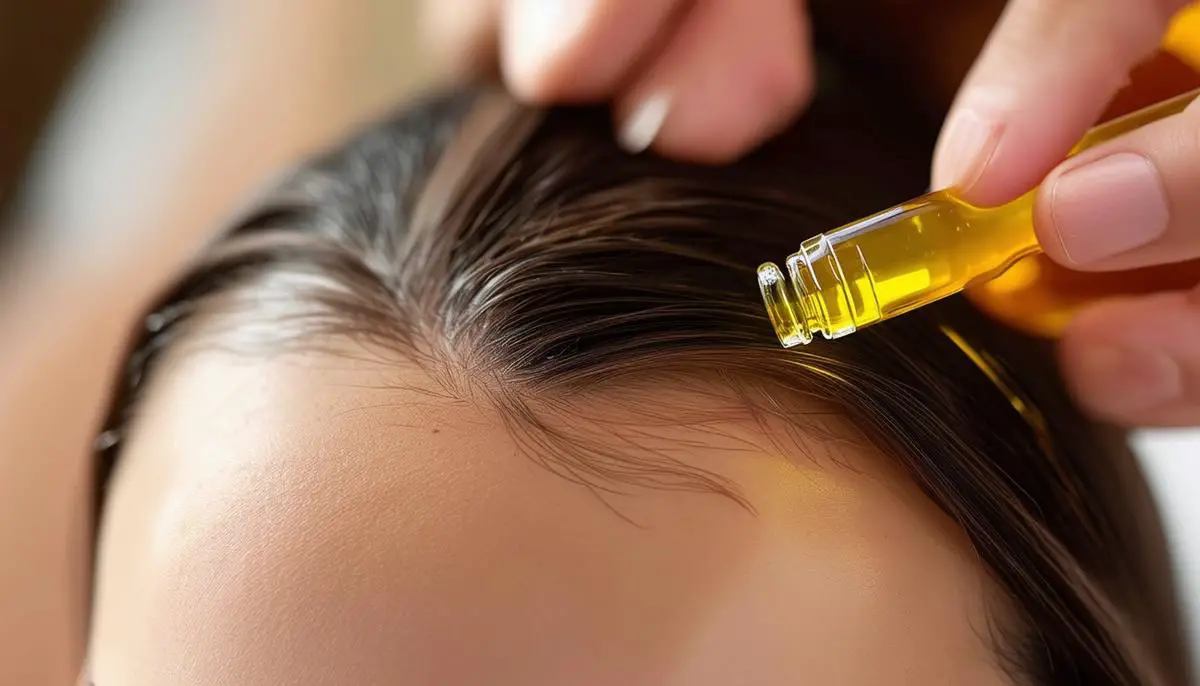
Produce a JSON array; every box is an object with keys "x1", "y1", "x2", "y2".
[
  {"x1": 3, "y1": 0, "x2": 1199, "y2": 665},
  {"x1": 4, "y1": 1, "x2": 437, "y2": 289}
]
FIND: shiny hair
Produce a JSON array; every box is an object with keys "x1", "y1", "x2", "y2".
[{"x1": 98, "y1": 64, "x2": 1191, "y2": 684}]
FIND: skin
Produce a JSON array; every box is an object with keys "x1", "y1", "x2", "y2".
[
  {"x1": 1, "y1": 4, "x2": 380, "y2": 683},
  {"x1": 5, "y1": 3, "x2": 1189, "y2": 682},
  {"x1": 423, "y1": 0, "x2": 1200, "y2": 426},
  {"x1": 90, "y1": 309, "x2": 1014, "y2": 685}
]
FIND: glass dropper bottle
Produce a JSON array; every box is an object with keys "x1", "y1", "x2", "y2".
[{"x1": 757, "y1": 87, "x2": 1199, "y2": 347}]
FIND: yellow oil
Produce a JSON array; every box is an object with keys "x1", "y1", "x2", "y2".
[
  {"x1": 940, "y1": 325, "x2": 1053, "y2": 455},
  {"x1": 1165, "y1": 3, "x2": 1200, "y2": 70},
  {"x1": 758, "y1": 87, "x2": 1200, "y2": 347}
]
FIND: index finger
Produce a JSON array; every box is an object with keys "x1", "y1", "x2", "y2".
[
  {"x1": 932, "y1": 0, "x2": 1187, "y2": 207},
  {"x1": 500, "y1": 0, "x2": 687, "y2": 103}
]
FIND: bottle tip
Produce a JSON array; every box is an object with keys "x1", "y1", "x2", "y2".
[{"x1": 757, "y1": 262, "x2": 812, "y2": 347}]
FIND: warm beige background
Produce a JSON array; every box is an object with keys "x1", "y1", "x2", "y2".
[{"x1": 16, "y1": 0, "x2": 448, "y2": 307}]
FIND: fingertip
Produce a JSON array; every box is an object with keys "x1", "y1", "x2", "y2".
[
  {"x1": 931, "y1": 108, "x2": 1005, "y2": 196},
  {"x1": 1059, "y1": 291, "x2": 1200, "y2": 426},
  {"x1": 930, "y1": 0, "x2": 1181, "y2": 206},
  {"x1": 499, "y1": 0, "x2": 599, "y2": 102},
  {"x1": 614, "y1": 0, "x2": 813, "y2": 163},
  {"x1": 1036, "y1": 151, "x2": 1172, "y2": 269},
  {"x1": 1034, "y1": 94, "x2": 1200, "y2": 272},
  {"x1": 648, "y1": 61, "x2": 813, "y2": 165},
  {"x1": 1063, "y1": 341, "x2": 1187, "y2": 426},
  {"x1": 931, "y1": 103, "x2": 1052, "y2": 208},
  {"x1": 616, "y1": 92, "x2": 672, "y2": 155},
  {"x1": 500, "y1": 0, "x2": 685, "y2": 104}
]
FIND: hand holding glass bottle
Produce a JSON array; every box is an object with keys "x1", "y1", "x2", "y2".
[{"x1": 932, "y1": 1, "x2": 1200, "y2": 427}]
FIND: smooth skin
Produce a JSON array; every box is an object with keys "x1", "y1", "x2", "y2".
[
  {"x1": 422, "y1": 0, "x2": 1200, "y2": 426},
  {"x1": 0, "y1": 3, "x2": 381, "y2": 684},
  {"x1": 89, "y1": 324, "x2": 1012, "y2": 685}
]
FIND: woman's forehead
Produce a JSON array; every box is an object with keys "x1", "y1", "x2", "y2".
[{"x1": 90, "y1": 338, "x2": 1012, "y2": 685}]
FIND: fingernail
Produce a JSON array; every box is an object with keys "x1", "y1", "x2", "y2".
[
  {"x1": 932, "y1": 109, "x2": 1003, "y2": 191},
  {"x1": 1047, "y1": 153, "x2": 1170, "y2": 265},
  {"x1": 507, "y1": 0, "x2": 595, "y2": 83},
  {"x1": 618, "y1": 93, "x2": 671, "y2": 153},
  {"x1": 1077, "y1": 345, "x2": 1183, "y2": 417}
]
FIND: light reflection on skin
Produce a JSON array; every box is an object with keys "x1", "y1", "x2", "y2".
[{"x1": 91, "y1": 311, "x2": 1015, "y2": 685}]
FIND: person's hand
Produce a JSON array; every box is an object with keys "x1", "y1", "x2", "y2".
[
  {"x1": 931, "y1": 0, "x2": 1200, "y2": 427},
  {"x1": 422, "y1": 0, "x2": 815, "y2": 162}
]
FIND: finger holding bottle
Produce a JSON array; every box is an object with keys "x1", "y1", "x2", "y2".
[
  {"x1": 1060, "y1": 286, "x2": 1200, "y2": 427},
  {"x1": 1034, "y1": 95, "x2": 1200, "y2": 272},
  {"x1": 1046, "y1": 99, "x2": 1200, "y2": 426},
  {"x1": 932, "y1": 0, "x2": 1188, "y2": 206},
  {"x1": 930, "y1": 0, "x2": 1200, "y2": 427}
]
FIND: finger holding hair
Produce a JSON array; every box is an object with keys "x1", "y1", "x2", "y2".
[
  {"x1": 500, "y1": 0, "x2": 687, "y2": 103},
  {"x1": 426, "y1": 0, "x2": 815, "y2": 164},
  {"x1": 614, "y1": 0, "x2": 814, "y2": 163}
]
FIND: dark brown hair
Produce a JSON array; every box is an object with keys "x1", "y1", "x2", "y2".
[{"x1": 98, "y1": 59, "x2": 1191, "y2": 684}]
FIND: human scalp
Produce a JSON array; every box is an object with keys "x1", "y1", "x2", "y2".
[{"x1": 97, "y1": 65, "x2": 1190, "y2": 685}]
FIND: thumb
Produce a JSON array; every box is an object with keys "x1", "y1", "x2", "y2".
[
  {"x1": 932, "y1": 0, "x2": 1188, "y2": 207},
  {"x1": 1034, "y1": 94, "x2": 1200, "y2": 271}
]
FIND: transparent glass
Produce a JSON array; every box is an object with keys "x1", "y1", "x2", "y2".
[{"x1": 758, "y1": 88, "x2": 1199, "y2": 347}]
